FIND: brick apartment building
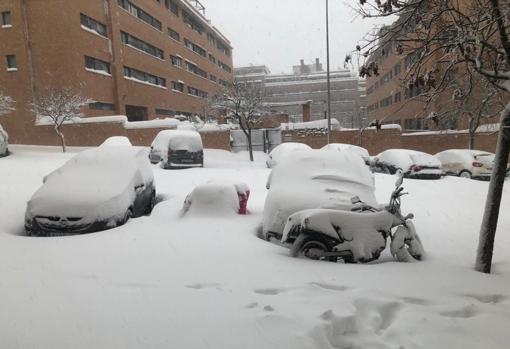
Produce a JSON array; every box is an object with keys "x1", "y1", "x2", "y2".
[
  {"x1": 366, "y1": 23, "x2": 501, "y2": 132},
  {"x1": 0, "y1": 0, "x2": 233, "y2": 140}
]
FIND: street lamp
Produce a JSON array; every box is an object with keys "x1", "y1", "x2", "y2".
[{"x1": 326, "y1": 0, "x2": 332, "y2": 144}]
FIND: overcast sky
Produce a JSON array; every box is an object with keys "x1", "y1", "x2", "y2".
[{"x1": 200, "y1": 0, "x2": 390, "y2": 74}]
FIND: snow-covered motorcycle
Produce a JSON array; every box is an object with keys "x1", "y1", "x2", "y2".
[{"x1": 281, "y1": 174, "x2": 424, "y2": 263}]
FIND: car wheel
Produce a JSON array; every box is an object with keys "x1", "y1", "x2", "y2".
[
  {"x1": 459, "y1": 170, "x2": 472, "y2": 179},
  {"x1": 122, "y1": 208, "x2": 133, "y2": 224},
  {"x1": 290, "y1": 233, "x2": 337, "y2": 262},
  {"x1": 145, "y1": 190, "x2": 156, "y2": 214}
]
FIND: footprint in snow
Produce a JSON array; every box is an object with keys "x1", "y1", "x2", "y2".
[
  {"x1": 464, "y1": 293, "x2": 508, "y2": 304},
  {"x1": 185, "y1": 282, "x2": 221, "y2": 290},
  {"x1": 245, "y1": 302, "x2": 258, "y2": 309},
  {"x1": 310, "y1": 282, "x2": 349, "y2": 292},
  {"x1": 440, "y1": 305, "x2": 478, "y2": 319},
  {"x1": 263, "y1": 305, "x2": 275, "y2": 312},
  {"x1": 254, "y1": 288, "x2": 285, "y2": 295}
]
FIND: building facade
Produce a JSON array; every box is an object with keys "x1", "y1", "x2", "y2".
[
  {"x1": 235, "y1": 59, "x2": 366, "y2": 128},
  {"x1": 0, "y1": 0, "x2": 233, "y2": 137}
]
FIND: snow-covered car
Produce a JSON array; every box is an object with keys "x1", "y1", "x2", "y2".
[
  {"x1": 25, "y1": 146, "x2": 155, "y2": 236},
  {"x1": 262, "y1": 150, "x2": 378, "y2": 240},
  {"x1": 321, "y1": 143, "x2": 370, "y2": 159},
  {"x1": 373, "y1": 149, "x2": 442, "y2": 179},
  {"x1": 266, "y1": 142, "x2": 312, "y2": 168},
  {"x1": 100, "y1": 136, "x2": 132, "y2": 147},
  {"x1": 149, "y1": 130, "x2": 204, "y2": 168},
  {"x1": 0, "y1": 124, "x2": 8, "y2": 157},
  {"x1": 181, "y1": 181, "x2": 250, "y2": 217},
  {"x1": 435, "y1": 149, "x2": 495, "y2": 179}
]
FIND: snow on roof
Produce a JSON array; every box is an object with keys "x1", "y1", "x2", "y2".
[
  {"x1": 151, "y1": 130, "x2": 203, "y2": 152},
  {"x1": 124, "y1": 118, "x2": 180, "y2": 130}
]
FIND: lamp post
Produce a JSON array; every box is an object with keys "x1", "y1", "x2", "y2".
[{"x1": 326, "y1": 0, "x2": 332, "y2": 144}]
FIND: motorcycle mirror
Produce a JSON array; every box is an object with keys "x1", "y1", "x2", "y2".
[
  {"x1": 350, "y1": 196, "x2": 362, "y2": 204},
  {"x1": 404, "y1": 213, "x2": 414, "y2": 220},
  {"x1": 395, "y1": 171, "x2": 404, "y2": 188}
]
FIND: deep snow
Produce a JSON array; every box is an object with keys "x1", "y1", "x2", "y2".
[{"x1": 1, "y1": 145, "x2": 510, "y2": 349}]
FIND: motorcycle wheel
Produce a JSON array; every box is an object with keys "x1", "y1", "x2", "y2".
[
  {"x1": 391, "y1": 225, "x2": 425, "y2": 262},
  {"x1": 290, "y1": 234, "x2": 337, "y2": 262}
]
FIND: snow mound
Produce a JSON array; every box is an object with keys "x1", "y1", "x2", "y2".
[{"x1": 182, "y1": 181, "x2": 243, "y2": 217}]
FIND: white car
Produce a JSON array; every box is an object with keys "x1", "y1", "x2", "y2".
[
  {"x1": 0, "y1": 124, "x2": 8, "y2": 157},
  {"x1": 374, "y1": 149, "x2": 442, "y2": 179},
  {"x1": 262, "y1": 149, "x2": 378, "y2": 240},
  {"x1": 25, "y1": 146, "x2": 155, "y2": 236},
  {"x1": 435, "y1": 149, "x2": 495, "y2": 179},
  {"x1": 321, "y1": 143, "x2": 370, "y2": 159},
  {"x1": 149, "y1": 130, "x2": 203, "y2": 168},
  {"x1": 100, "y1": 136, "x2": 132, "y2": 147},
  {"x1": 266, "y1": 142, "x2": 312, "y2": 168}
]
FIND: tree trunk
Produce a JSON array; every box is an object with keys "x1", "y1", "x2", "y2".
[
  {"x1": 475, "y1": 104, "x2": 510, "y2": 273},
  {"x1": 247, "y1": 128, "x2": 254, "y2": 162},
  {"x1": 55, "y1": 126, "x2": 66, "y2": 153},
  {"x1": 468, "y1": 130, "x2": 475, "y2": 150}
]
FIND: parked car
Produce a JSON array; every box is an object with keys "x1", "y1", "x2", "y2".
[
  {"x1": 262, "y1": 149, "x2": 378, "y2": 241},
  {"x1": 373, "y1": 149, "x2": 442, "y2": 179},
  {"x1": 25, "y1": 146, "x2": 155, "y2": 236},
  {"x1": 150, "y1": 130, "x2": 204, "y2": 169},
  {"x1": 0, "y1": 124, "x2": 8, "y2": 157},
  {"x1": 181, "y1": 181, "x2": 250, "y2": 217},
  {"x1": 435, "y1": 149, "x2": 495, "y2": 179},
  {"x1": 321, "y1": 143, "x2": 370, "y2": 159},
  {"x1": 266, "y1": 142, "x2": 311, "y2": 168},
  {"x1": 100, "y1": 136, "x2": 132, "y2": 147}
]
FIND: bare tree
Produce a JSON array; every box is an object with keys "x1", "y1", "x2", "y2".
[
  {"x1": 0, "y1": 91, "x2": 15, "y2": 116},
  {"x1": 31, "y1": 86, "x2": 92, "y2": 153},
  {"x1": 212, "y1": 81, "x2": 267, "y2": 161},
  {"x1": 352, "y1": 0, "x2": 510, "y2": 273}
]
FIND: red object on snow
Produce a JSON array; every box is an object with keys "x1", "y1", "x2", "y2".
[{"x1": 238, "y1": 189, "x2": 250, "y2": 215}]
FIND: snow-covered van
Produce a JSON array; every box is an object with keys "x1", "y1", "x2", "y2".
[{"x1": 150, "y1": 130, "x2": 204, "y2": 169}]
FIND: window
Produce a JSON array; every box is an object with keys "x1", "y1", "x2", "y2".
[
  {"x1": 217, "y1": 41, "x2": 231, "y2": 57},
  {"x1": 394, "y1": 63, "x2": 401, "y2": 76},
  {"x1": 394, "y1": 91, "x2": 402, "y2": 103},
  {"x1": 89, "y1": 102, "x2": 115, "y2": 111},
  {"x1": 85, "y1": 56, "x2": 111, "y2": 74},
  {"x1": 1, "y1": 11, "x2": 11, "y2": 27},
  {"x1": 156, "y1": 108, "x2": 175, "y2": 116},
  {"x1": 171, "y1": 81, "x2": 184, "y2": 92},
  {"x1": 124, "y1": 66, "x2": 166, "y2": 87},
  {"x1": 184, "y1": 39, "x2": 206, "y2": 57},
  {"x1": 185, "y1": 61, "x2": 207, "y2": 78},
  {"x1": 182, "y1": 10, "x2": 204, "y2": 35},
  {"x1": 218, "y1": 60, "x2": 232, "y2": 73},
  {"x1": 165, "y1": 0, "x2": 179, "y2": 16},
  {"x1": 207, "y1": 33, "x2": 216, "y2": 45},
  {"x1": 168, "y1": 28, "x2": 180, "y2": 42},
  {"x1": 379, "y1": 96, "x2": 392, "y2": 108},
  {"x1": 117, "y1": 0, "x2": 161, "y2": 31},
  {"x1": 208, "y1": 54, "x2": 216, "y2": 64},
  {"x1": 121, "y1": 31, "x2": 164, "y2": 59},
  {"x1": 170, "y1": 55, "x2": 182, "y2": 68},
  {"x1": 219, "y1": 79, "x2": 230, "y2": 88},
  {"x1": 187, "y1": 86, "x2": 208, "y2": 98},
  {"x1": 80, "y1": 13, "x2": 107, "y2": 37},
  {"x1": 6, "y1": 55, "x2": 16, "y2": 70},
  {"x1": 210, "y1": 74, "x2": 217, "y2": 82}
]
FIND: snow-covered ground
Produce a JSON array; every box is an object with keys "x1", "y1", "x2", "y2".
[{"x1": 1, "y1": 145, "x2": 510, "y2": 349}]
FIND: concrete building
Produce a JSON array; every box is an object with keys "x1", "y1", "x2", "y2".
[
  {"x1": 0, "y1": 0, "x2": 233, "y2": 139},
  {"x1": 235, "y1": 59, "x2": 366, "y2": 128}
]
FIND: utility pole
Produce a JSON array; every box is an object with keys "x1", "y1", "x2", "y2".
[{"x1": 326, "y1": 0, "x2": 332, "y2": 144}]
